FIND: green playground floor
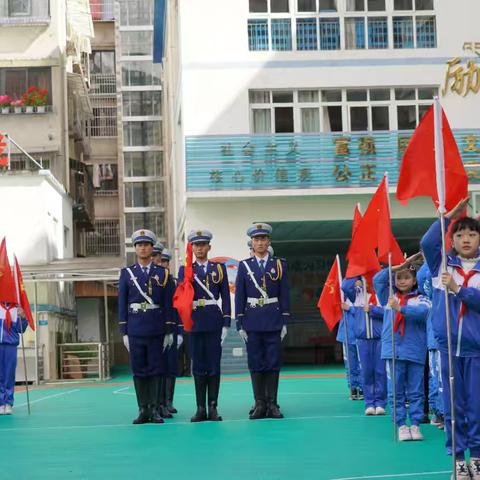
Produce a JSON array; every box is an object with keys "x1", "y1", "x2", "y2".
[{"x1": 3, "y1": 365, "x2": 451, "y2": 480}]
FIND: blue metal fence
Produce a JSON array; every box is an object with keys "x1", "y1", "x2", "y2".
[
  {"x1": 248, "y1": 19, "x2": 269, "y2": 51},
  {"x1": 185, "y1": 130, "x2": 480, "y2": 192},
  {"x1": 271, "y1": 19, "x2": 292, "y2": 51},
  {"x1": 416, "y1": 16, "x2": 436, "y2": 48},
  {"x1": 297, "y1": 18, "x2": 318, "y2": 50},
  {"x1": 368, "y1": 17, "x2": 388, "y2": 49},
  {"x1": 393, "y1": 16, "x2": 414, "y2": 49}
]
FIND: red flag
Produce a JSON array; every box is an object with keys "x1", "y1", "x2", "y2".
[
  {"x1": 317, "y1": 256, "x2": 343, "y2": 331},
  {"x1": 13, "y1": 256, "x2": 35, "y2": 330},
  {"x1": 0, "y1": 238, "x2": 18, "y2": 332},
  {"x1": 352, "y1": 203, "x2": 362, "y2": 236},
  {"x1": 396, "y1": 105, "x2": 468, "y2": 212},
  {"x1": 173, "y1": 242, "x2": 195, "y2": 332}
]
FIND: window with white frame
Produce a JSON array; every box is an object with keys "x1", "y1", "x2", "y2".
[
  {"x1": 123, "y1": 121, "x2": 162, "y2": 146},
  {"x1": 124, "y1": 212, "x2": 165, "y2": 239},
  {"x1": 124, "y1": 181, "x2": 164, "y2": 208},
  {"x1": 249, "y1": 86, "x2": 437, "y2": 133},
  {"x1": 124, "y1": 151, "x2": 164, "y2": 177},
  {"x1": 247, "y1": 0, "x2": 436, "y2": 51},
  {"x1": 0, "y1": 67, "x2": 52, "y2": 103}
]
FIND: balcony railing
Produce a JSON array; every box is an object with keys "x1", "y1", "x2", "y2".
[
  {"x1": 185, "y1": 130, "x2": 480, "y2": 192},
  {"x1": 89, "y1": 0, "x2": 115, "y2": 21},
  {"x1": 90, "y1": 74, "x2": 116, "y2": 96}
]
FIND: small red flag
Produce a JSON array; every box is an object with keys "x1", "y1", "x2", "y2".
[
  {"x1": 13, "y1": 256, "x2": 35, "y2": 330},
  {"x1": 173, "y1": 242, "x2": 195, "y2": 332},
  {"x1": 317, "y1": 256, "x2": 343, "y2": 331},
  {"x1": 396, "y1": 105, "x2": 468, "y2": 212},
  {"x1": 0, "y1": 238, "x2": 18, "y2": 332}
]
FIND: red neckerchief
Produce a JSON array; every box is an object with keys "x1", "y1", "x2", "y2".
[
  {"x1": 393, "y1": 292, "x2": 417, "y2": 336},
  {"x1": 453, "y1": 266, "x2": 477, "y2": 319}
]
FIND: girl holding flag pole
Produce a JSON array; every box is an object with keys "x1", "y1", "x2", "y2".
[{"x1": 373, "y1": 254, "x2": 430, "y2": 441}]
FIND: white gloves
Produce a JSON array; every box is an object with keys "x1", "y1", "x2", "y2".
[
  {"x1": 221, "y1": 327, "x2": 228, "y2": 345},
  {"x1": 239, "y1": 329, "x2": 248, "y2": 343},
  {"x1": 177, "y1": 334, "x2": 184, "y2": 349},
  {"x1": 123, "y1": 335, "x2": 129, "y2": 352},
  {"x1": 163, "y1": 333, "x2": 174, "y2": 351},
  {"x1": 281, "y1": 325, "x2": 287, "y2": 341}
]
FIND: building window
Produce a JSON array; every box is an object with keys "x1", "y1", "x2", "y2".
[
  {"x1": 124, "y1": 151, "x2": 164, "y2": 177},
  {"x1": 296, "y1": 18, "x2": 317, "y2": 50},
  {"x1": 121, "y1": 61, "x2": 161, "y2": 86},
  {"x1": 345, "y1": 17, "x2": 365, "y2": 49},
  {"x1": 0, "y1": 67, "x2": 52, "y2": 103},
  {"x1": 416, "y1": 15, "x2": 436, "y2": 48},
  {"x1": 88, "y1": 97, "x2": 117, "y2": 137},
  {"x1": 319, "y1": 18, "x2": 340, "y2": 50},
  {"x1": 122, "y1": 91, "x2": 162, "y2": 117},
  {"x1": 119, "y1": 0, "x2": 153, "y2": 26},
  {"x1": 249, "y1": 86, "x2": 437, "y2": 133},
  {"x1": 88, "y1": 163, "x2": 118, "y2": 194},
  {"x1": 271, "y1": 18, "x2": 292, "y2": 50},
  {"x1": 90, "y1": 51, "x2": 115, "y2": 75},
  {"x1": 125, "y1": 212, "x2": 164, "y2": 239},
  {"x1": 367, "y1": 17, "x2": 388, "y2": 49},
  {"x1": 124, "y1": 181, "x2": 164, "y2": 208},
  {"x1": 8, "y1": 0, "x2": 31, "y2": 16},
  {"x1": 123, "y1": 121, "x2": 162, "y2": 146},
  {"x1": 248, "y1": 19, "x2": 270, "y2": 50},
  {"x1": 120, "y1": 31, "x2": 153, "y2": 56}
]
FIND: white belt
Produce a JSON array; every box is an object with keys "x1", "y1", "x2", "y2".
[
  {"x1": 247, "y1": 297, "x2": 278, "y2": 308},
  {"x1": 129, "y1": 302, "x2": 160, "y2": 312},
  {"x1": 193, "y1": 299, "x2": 218, "y2": 308}
]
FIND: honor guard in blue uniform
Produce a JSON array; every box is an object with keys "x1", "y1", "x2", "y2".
[
  {"x1": 118, "y1": 230, "x2": 175, "y2": 424},
  {"x1": 152, "y1": 245, "x2": 183, "y2": 416},
  {"x1": 178, "y1": 229, "x2": 231, "y2": 422},
  {"x1": 235, "y1": 223, "x2": 290, "y2": 420}
]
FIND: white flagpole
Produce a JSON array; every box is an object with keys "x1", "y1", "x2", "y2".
[
  {"x1": 336, "y1": 255, "x2": 352, "y2": 397},
  {"x1": 384, "y1": 172, "x2": 397, "y2": 441},
  {"x1": 13, "y1": 256, "x2": 31, "y2": 415},
  {"x1": 434, "y1": 97, "x2": 457, "y2": 479}
]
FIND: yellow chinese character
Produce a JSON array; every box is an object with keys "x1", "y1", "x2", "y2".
[
  {"x1": 360, "y1": 163, "x2": 376, "y2": 181},
  {"x1": 442, "y1": 57, "x2": 465, "y2": 96},
  {"x1": 333, "y1": 164, "x2": 351, "y2": 182},
  {"x1": 334, "y1": 137, "x2": 350, "y2": 156},
  {"x1": 359, "y1": 137, "x2": 376, "y2": 155},
  {"x1": 463, "y1": 135, "x2": 480, "y2": 153},
  {"x1": 463, "y1": 59, "x2": 480, "y2": 96}
]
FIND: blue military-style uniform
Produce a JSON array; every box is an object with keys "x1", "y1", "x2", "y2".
[
  {"x1": 235, "y1": 222, "x2": 290, "y2": 419},
  {"x1": 178, "y1": 229, "x2": 231, "y2": 422},
  {"x1": 118, "y1": 229, "x2": 175, "y2": 424}
]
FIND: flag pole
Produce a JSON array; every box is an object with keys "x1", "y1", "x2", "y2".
[
  {"x1": 13, "y1": 257, "x2": 31, "y2": 415},
  {"x1": 384, "y1": 172, "x2": 397, "y2": 441},
  {"x1": 336, "y1": 255, "x2": 352, "y2": 397},
  {"x1": 434, "y1": 97, "x2": 457, "y2": 479}
]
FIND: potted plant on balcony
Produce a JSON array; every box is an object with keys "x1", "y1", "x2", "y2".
[
  {"x1": 0, "y1": 95, "x2": 12, "y2": 114},
  {"x1": 22, "y1": 86, "x2": 49, "y2": 113},
  {"x1": 11, "y1": 98, "x2": 23, "y2": 114}
]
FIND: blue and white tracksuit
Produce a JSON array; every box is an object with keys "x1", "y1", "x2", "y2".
[
  {"x1": 342, "y1": 277, "x2": 386, "y2": 409},
  {"x1": 336, "y1": 300, "x2": 362, "y2": 390},
  {"x1": 421, "y1": 219, "x2": 480, "y2": 459},
  {"x1": 417, "y1": 263, "x2": 444, "y2": 417},
  {"x1": 0, "y1": 306, "x2": 28, "y2": 407},
  {"x1": 374, "y1": 268, "x2": 430, "y2": 427}
]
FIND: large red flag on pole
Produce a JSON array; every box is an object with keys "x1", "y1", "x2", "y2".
[
  {"x1": 0, "y1": 238, "x2": 18, "y2": 332},
  {"x1": 396, "y1": 104, "x2": 468, "y2": 212},
  {"x1": 173, "y1": 242, "x2": 195, "y2": 332},
  {"x1": 13, "y1": 256, "x2": 35, "y2": 330},
  {"x1": 347, "y1": 176, "x2": 403, "y2": 277},
  {"x1": 317, "y1": 255, "x2": 343, "y2": 331}
]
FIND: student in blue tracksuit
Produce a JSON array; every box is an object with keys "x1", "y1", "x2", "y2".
[
  {"x1": 374, "y1": 258, "x2": 430, "y2": 442},
  {"x1": 417, "y1": 261, "x2": 444, "y2": 429},
  {"x1": 0, "y1": 305, "x2": 28, "y2": 415},
  {"x1": 342, "y1": 277, "x2": 385, "y2": 416},
  {"x1": 421, "y1": 198, "x2": 480, "y2": 479},
  {"x1": 337, "y1": 298, "x2": 363, "y2": 400}
]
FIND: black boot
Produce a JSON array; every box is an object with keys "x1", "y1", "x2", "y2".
[
  {"x1": 249, "y1": 372, "x2": 267, "y2": 420},
  {"x1": 357, "y1": 388, "x2": 364, "y2": 400},
  {"x1": 207, "y1": 375, "x2": 222, "y2": 421},
  {"x1": 272, "y1": 372, "x2": 281, "y2": 409},
  {"x1": 166, "y1": 376, "x2": 178, "y2": 414},
  {"x1": 266, "y1": 372, "x2": 284, "y2": 419},
  {"x1": 150, "y1": 376, "x2": 165, "y2": 424},
  {"x1": 350, "y1": 388, "x2": 357, "y2": 400},
  {"x1": 158, "y1": 375, "x2": 173, "y2": 418},
  {"x1": 132, "y1": 376, "x2": 151, "y2": 424},
  {"x1": 191, "y1": 375, "x2": 208, "y2": 422}
]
